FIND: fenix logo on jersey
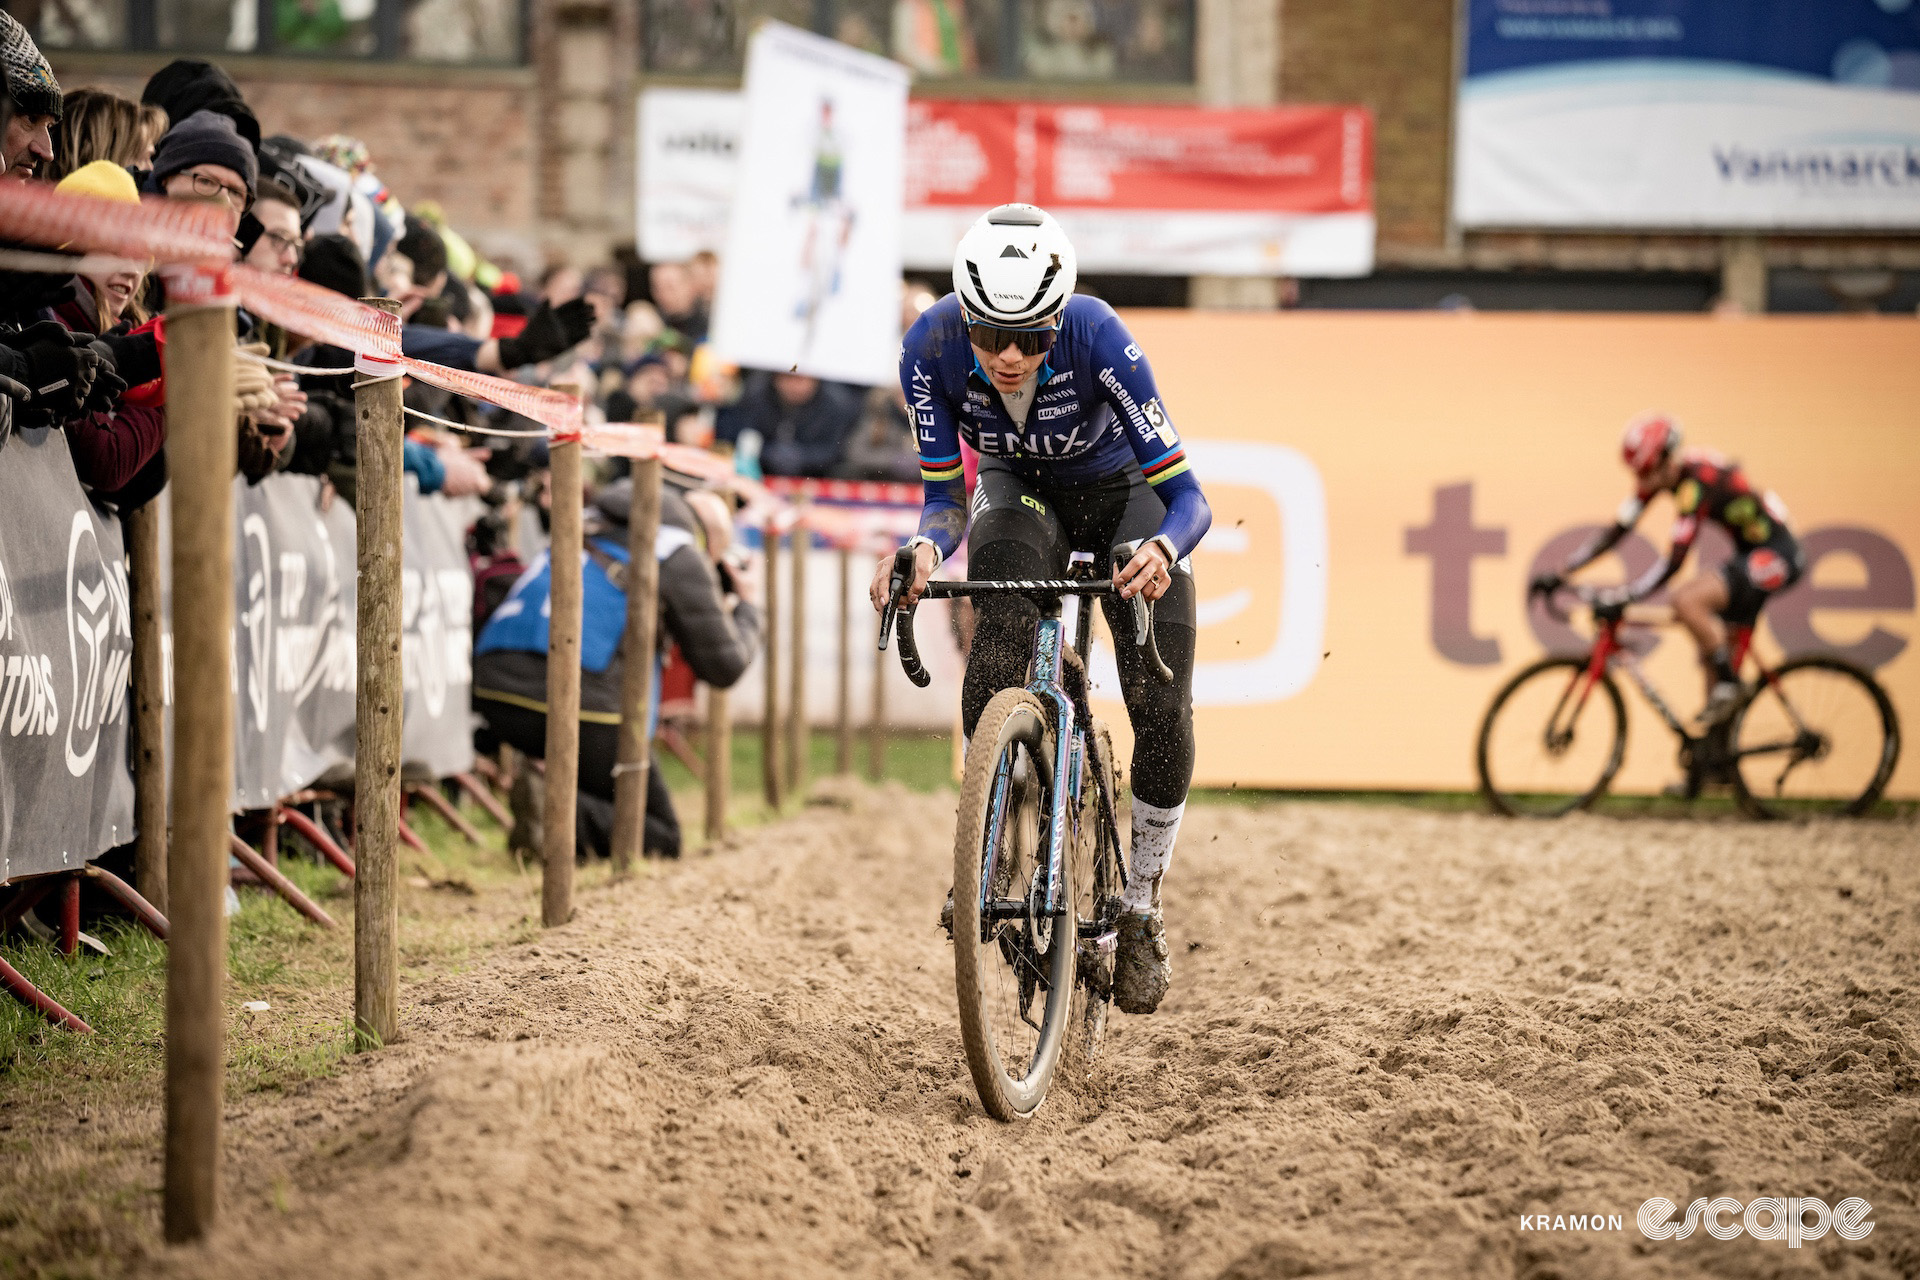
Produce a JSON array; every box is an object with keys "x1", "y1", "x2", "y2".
[
  {"x1": 910, "y1": 364, "x2": 939, "y2": 432},
  {"x1": 962, "y1": 422, "x2": 1094, "y2": 460}
]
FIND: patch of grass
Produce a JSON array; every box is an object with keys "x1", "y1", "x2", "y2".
[
  {"x1": 0, "y1": 789, "x2": 540, "y2": 1109},
  {"x1": 653, "y1": 728, "x2": 957, "y2": 834}
]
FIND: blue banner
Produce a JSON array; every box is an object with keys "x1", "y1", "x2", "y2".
[{"x1": 1456, "y1": 0, "x2": 1920, "y2": 228}]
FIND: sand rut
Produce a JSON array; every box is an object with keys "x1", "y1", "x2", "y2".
[{"x1": 154, "y1": 788, "x2": 1919, "y2": 1279}]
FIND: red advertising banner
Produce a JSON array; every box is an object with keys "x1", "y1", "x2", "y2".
[{"x1": 903, "y1": 100, "x2": 1375, "y2": 277}]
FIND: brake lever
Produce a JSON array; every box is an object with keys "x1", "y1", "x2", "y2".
[
  {"x1": 877, "y1": 544, "x2": 913, "y2": 652},
  {"x1": 1113, "y1": 544, "x2": 1176, "y2": 686}
]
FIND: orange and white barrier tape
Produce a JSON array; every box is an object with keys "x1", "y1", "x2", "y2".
[
  {"x1": 0, "y1": 182, "x2": 918, "y2": 544},
  {"x1": 0, "y1": 182, "x2": 230, "y2": 265}
]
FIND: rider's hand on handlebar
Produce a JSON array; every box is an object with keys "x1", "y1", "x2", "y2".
[
  {"x1": 869, "y1": 540, "x2": 939, "y2": 613},
  {"x1": 1115, "y1": 540, "x2": 1174, "y2": 602}
]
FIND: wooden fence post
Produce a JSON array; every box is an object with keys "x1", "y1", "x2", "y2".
[
  {"x1": 160, "y1": 267, "x2": 236, "y2": 1244},
  {"x1": 785, "y1": 503, "x2": 808, "y2": 796},
  {"x1": 542, "y1": 383, "x2": 584, "y2": 926},
  {"x1": 352, "y1": 297, "x2": 404, "y2": 1051},
  {"x1": 611, "y1": 456, "x2": 663, "y2": 872},
  {"x1": 835, "y1": 548, "x2": 852, "y2": 775},
  {"x1": 126, "y1": 502, "x2": 168, "y2": 913},
  {"x1": 760, "y1": 518, "x2": 782, "y2": 811},
  {"x1": 704, "y1": 684, "x2": 730, "y2": 842}
]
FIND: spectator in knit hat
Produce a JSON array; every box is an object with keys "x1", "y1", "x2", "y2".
[
  {"x1": 0, "y1": 11, "x2": 61, "y2": 181},
  {"x1": 150, "y1": 109, "x2": 257, "y2": 239},
  {"x1": 140, "y1": 59, "x2": 259, "y2": 153}
]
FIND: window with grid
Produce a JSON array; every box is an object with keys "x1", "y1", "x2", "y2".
[
  {"x1": 643, "y1": 0, "x2": 1192, "y2": 83},
  {"x1": 4, "y1": 0, "x2": 525, "y2": 63}
]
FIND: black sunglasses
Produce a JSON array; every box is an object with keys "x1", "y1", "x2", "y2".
[{"x1": 966, "y1": 318, "x2": 1060, "y2": 357}]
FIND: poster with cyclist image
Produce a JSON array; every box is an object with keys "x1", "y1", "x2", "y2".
[{"x1": 710, "y1": 21, "x2": 909, "y2": 387}]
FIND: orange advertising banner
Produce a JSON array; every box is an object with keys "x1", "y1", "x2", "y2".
[{"x1": 1090, "y1": 312, "x2": 1920, "y2": 797}]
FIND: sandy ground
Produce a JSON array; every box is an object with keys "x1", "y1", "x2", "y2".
[{"x1": 42, "y1": 789, "x2": 1920, "y2": 1278}]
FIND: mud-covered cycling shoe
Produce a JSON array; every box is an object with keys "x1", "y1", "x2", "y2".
[{"x1": 1113, "y1": 909, "x2": 1172, "y2": 1014}]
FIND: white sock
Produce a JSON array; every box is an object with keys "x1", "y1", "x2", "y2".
[{"x1": 1123, "y1": 799, "x2": 1185, "y2": 913}]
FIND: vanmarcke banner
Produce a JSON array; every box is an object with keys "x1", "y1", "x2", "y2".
[
  {"x1": 1455, "y1": 0, "x2": 1920, "y2": 229},
  {"x1": 2, "y1": 434, "x2": 476, "y2": 883}
]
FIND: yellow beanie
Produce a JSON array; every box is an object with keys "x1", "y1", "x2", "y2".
[{"x1": 56, "y1": 160, "x2": 141, "y2": 205}]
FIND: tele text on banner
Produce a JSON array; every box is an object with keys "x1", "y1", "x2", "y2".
[{"x1": 1087, "y1": 312, "x2": 1920, "y2": 797}]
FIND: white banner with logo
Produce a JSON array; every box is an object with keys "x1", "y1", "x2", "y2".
[
  {"x1": 708, "y1": 22, "x2": 909, "y2": 387},
  {"x1": 638, "y1": 88, "x2": 747, "y2": 263}
]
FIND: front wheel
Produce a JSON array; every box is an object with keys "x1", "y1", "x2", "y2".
[
  {"x1": 1477, "y1": 657, "x2": 1627, "y2": 817},
  {"x1": 953, "y1": 688, "x2": 1077, "y2": 1120},
  {"x1": 1730, "y1": 656, "x2": 1901, "y2": 820}
]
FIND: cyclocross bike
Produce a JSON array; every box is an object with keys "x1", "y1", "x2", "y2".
[
  {"x1": 879, "y1": 543, "x2": 1172, "y2": 1120},
  {"x1": 1477, "y1": 585, "x2": 1900, "y2": 820}
]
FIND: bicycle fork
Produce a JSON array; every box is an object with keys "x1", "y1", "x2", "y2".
[{"x1": 974, "y1": 617, "x2": 1088, "y2": 932}]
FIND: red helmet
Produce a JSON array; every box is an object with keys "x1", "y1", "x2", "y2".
[{"x1": 1621, "y1": 413, "x2": 1682, "y2": 476}]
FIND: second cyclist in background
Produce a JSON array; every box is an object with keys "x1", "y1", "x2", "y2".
[{"x1": 1532, "y1": 413, "x2": 1804, "y2": 728}]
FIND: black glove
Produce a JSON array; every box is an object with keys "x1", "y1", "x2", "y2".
[
  {"x1": 0, "y1": 372, "x2": 27, "y2": 402},
  {"x1": 495, "y1": 297, "x2": 596, "y2": 370},
  {"x1": 14, "y1": 321, "x2": 104, "y2": 423},
  {"x1": 1528, "y1": 571, "x2": 1563, "y2": 598},
  {"x1": 81, "y1": 341, "x2": 126, "y2": 414}
]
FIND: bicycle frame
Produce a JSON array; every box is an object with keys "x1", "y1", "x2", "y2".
[
  {"x1": 879, "y1": 543, "x2": 1166, "y2": 946},
  {"x1": 1565, "y1": 617, "x2": 1786, "y2": 747},
  {"x1": 975, "y1": 560, "x2": 1123, "y2": 930}
]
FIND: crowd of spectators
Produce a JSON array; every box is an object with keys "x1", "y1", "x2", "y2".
[
  {"x1": 0, "y1": 18, "x2": 933, "y2": 861},
  {"x1": 0, "y1": 9, "x2": 923, "y2": 543}
]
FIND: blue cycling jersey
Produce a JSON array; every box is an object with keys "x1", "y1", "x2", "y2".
[{"x1": 902, "y1": 293, "x2": 1210, "y2": 562}]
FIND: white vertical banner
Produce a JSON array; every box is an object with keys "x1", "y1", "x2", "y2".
[
  {"x1": 710, "y1": 21, "x2": 909, "y2": 387},
  {"x1": 636, "y1": 88, "x2": 746, "y2": 263}
]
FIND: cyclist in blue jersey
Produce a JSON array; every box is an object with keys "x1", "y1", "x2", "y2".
[{"x1": 868, "y1": 204, "x2": 1212, "y2": 1015}]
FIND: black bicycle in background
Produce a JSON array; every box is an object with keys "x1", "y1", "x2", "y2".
[{"x1": 880, "y1": 544, "x2": 1171, "y2": 1119}]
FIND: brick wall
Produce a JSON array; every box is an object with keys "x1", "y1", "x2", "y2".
[
  {"x1": 48, "y1": 58, "x2": 538, "y2": 253},
  {"x1": 1279, "y1": 0, "x2": 1454, "y2": 254}
]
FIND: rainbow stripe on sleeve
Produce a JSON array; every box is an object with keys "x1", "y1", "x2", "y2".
[
  {"x1": 919, "y1": 450, "x2": 964, "y2": 483},
  {"x1": 1142, "y1": 447, "x2": 1190, "y2": 486}
]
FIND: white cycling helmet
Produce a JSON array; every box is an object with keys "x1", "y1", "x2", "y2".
[{"x1": 951, "y1": 204, "x2": 1077, "y2": 329}]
